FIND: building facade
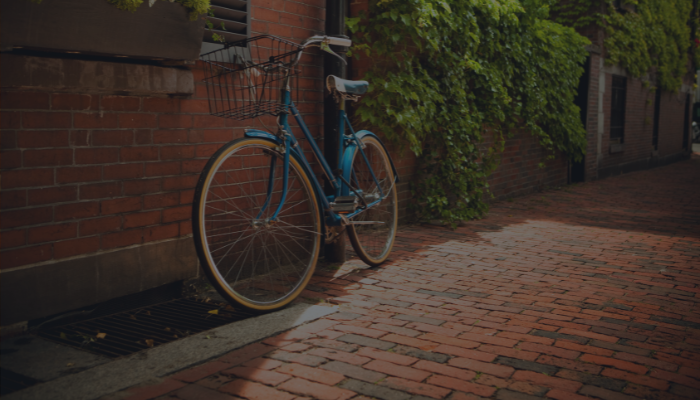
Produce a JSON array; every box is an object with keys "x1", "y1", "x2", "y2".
[{"x1": 0, "y1": 0, "x2": 693, "y2": 328}]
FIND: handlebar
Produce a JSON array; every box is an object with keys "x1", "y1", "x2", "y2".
[
  {"x1": 326, "y1": 36, "x2": 352, "y2": 47},
  {"x1": 294, "y1": 35, "x2": 352, "y2": 66},
  {"x1": 301, "y1": 35, "x2": 352, "y2": 48}
]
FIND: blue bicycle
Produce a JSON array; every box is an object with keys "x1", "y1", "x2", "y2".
[{"x1": 194, "y1": 35, "x2": 399, "y2": 311}]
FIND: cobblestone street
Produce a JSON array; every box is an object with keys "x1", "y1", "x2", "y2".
[{"x1": 116, "y1": 154, "x2": 700, "y2": 400}]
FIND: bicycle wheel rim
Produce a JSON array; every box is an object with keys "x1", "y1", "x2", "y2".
[
  {"x1": 347, "y1": 136, "x2": 398, "y2": 266},
  {"x1": 193, "y1": 138, "x2": 321, "y2": 310}
]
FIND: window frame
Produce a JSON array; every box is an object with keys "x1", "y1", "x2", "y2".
[{"x1": 610, "y1": 74, "x2": 627, "y2": 145}]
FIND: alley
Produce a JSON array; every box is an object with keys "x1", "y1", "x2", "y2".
[{"x1": 117, "y1": 154, "x2": 700, "y2": 400}]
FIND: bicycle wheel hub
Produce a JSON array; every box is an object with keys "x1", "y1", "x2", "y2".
[{"x1": 251, "y1": 219, "x2": 275, "y2": 229}]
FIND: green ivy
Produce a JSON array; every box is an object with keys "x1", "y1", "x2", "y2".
[
  {"x1": 347, "y1": 0, "x2": 589, "y2": 225},
  {"x1": 28, "y1": 0, "x2": 210, "y2": 20},
  {"x1": 107, "y1": 0, "x2": 210, "y2": 20},
  {"x1": 552, "y1": 0, "x2": 698, "y2": 91}
]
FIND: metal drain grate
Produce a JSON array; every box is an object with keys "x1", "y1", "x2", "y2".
[{"x1": 38, "y1": 298, "x2": 258, "y2": 358}]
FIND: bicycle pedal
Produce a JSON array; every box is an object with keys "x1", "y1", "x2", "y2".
[{"x1": 330, "y1": 196, "x2": 358, "y2": 213}]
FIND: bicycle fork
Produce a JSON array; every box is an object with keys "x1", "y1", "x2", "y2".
[{"x1": 254, "y1": 133, "x2": 291, "y2": 223}]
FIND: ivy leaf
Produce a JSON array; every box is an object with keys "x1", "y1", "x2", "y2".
[
  {"x1": 351, "y1": 0, "x2": 590, "y2": 225},
  {"x1": 346, "y1": 17, "x2": 361, "y2": 30}
]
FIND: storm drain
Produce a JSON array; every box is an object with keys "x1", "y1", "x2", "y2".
[{"x1": 38, "y1": 298, "x2": 258, "y2": 358}]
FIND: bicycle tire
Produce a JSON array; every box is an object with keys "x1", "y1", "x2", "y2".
[
  {"x1": 192, "y1": 137, "x2": 321, "y2": 311},
  {"x1": 347, "y1": 135, "x2": 398, "y2": 266}
]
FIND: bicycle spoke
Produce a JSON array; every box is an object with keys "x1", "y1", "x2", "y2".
[
  {"x1": 206, "y1": 184, "x2": 255, "y2": 220},
  {"x1": 209, "y1": 230, "x2": 256, "y2": 256},
  {"x1": 346, "y1": 137, "x2": 397, "y2": 266},
  {"x1": 194, "y1": 140, "x2": 321, "y2": 309},
  {"x1": 272, "y1": 238, "x2": 307, "y2": 278},
  {"x1": 227, "y1": 228, "x2": 260, "y2": 282},
  {"x1": 275, "y1": 219, "x2": 322, "y2": 235}
]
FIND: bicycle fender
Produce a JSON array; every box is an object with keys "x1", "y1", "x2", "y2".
[
  {"x1": 341, "y1": 130, "x2": 400, "y2": 191},
  {"x1": 244, "y1": 129, "x2": 282, "y2": 143}
]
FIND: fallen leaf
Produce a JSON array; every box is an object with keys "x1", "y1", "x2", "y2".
[
  {"x1": 208, "y1": 309, "x2": 219, "y2": 315},
  {"x1": 96, "y1": 332, "x2": 107, "y2": 339},
  {"x1": 66, "y1": 363, "x2": 74, "y2": 367},
  {"x1": 164, "y1": 327, "x2": 171, "y2": 331},
  {"x1": 145, "y1": 339, "x2": 154, "y2": 347},
  {"x1": 60, "y1": 332, "x2": 67, "y2": 340}
]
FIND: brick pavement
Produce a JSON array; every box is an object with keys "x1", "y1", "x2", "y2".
[{"x1": 108, "y1": 154, "x2": 700, "y2": 400}]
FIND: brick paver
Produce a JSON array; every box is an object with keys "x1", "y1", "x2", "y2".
[{"x1": 112, "y1": 155, "x2": 700, "y2": 400}]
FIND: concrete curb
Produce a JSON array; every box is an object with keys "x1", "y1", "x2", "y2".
[{"x1": 5, "y1": 304, "x2": 337, "y2": 400}]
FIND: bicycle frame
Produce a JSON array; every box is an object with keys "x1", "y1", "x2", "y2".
[{"x1": 245, "y1": 88, "x2": 397, "y2": 228}]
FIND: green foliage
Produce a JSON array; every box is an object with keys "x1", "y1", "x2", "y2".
[
  {"x1": 552, "y1": 0, "x2": 697, "y2": 91},
  {"x1": 27, "y1": 0, "x2": 210, "y2": 20},
  {"x1": 107, "y1": 0, "x2": 210, "y2": 20},
  {"x1": 204, "y1": 19, "x2": 226, "y2": 42},
  {"x1": 348, "y1": 0, "x2": 589, "y2": 225}
]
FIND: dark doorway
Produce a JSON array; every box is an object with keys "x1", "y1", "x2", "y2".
[
  {"x1": 570, "y1": 56, "x2": 590, "y2": 183},
  {"x1": 683, "y1": 93, "x2": 690, "y2": 150},
  {"x1": 652, "y1": 88, "x2": 661, "y2": 151}
]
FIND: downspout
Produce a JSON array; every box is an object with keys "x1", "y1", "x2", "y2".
[{"x1": 323, "y1": 0, "x2": 349, "y2": 262}]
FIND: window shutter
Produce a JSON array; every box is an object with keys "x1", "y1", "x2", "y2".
[{"x1": 203, "y1": 0, "x2": 248, "y2": 46}]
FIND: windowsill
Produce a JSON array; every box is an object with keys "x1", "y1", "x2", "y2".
[
  {"x1": 609, "y1": 143, "x2": 625, "y2": 153},
  {"x1": 1, "y1": 53, "x2": 194, "y2": 96}
]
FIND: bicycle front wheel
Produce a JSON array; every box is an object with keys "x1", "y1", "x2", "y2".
[
  {"x1": 347, "y1": 135, "x2": 398, "y2": 266},
  {"x1": 192, "y1": 138, "x2": 321, "y2": 311}
]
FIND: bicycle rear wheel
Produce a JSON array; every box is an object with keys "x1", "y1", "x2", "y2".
[
  {"x1": 347, "y1": 135, "x2": 398, "y2": 266},
  {"x1": 192, "y1": 138, "x2": 321, "y2": 311}
]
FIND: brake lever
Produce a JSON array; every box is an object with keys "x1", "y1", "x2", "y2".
[{"x1": 320, "y1": 41, "x2": 347, "y2": 65}]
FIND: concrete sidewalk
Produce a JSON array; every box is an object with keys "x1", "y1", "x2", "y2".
[{"x1": 47, "y1": 154, "x2": 700, "y2": 399}]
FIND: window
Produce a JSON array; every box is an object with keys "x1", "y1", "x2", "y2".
[
  {"x1": 202, "y1": 0, "x2": 249, "y2": 53},
  {"x1": 612, "y1": 0, "x2": 636, "y2": 13},
  {"x1": 610, "y1": 75, "x2": 627, "y2": 145},
  {"x1": 652, "y1": 88, "x2": 661, "y2": 151}
]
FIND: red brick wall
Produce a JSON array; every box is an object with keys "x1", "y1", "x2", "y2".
[
  {"x1": 576, "y1": 21, "x2": 693, "y2": 180},
  {"x1": 598, "y1": 73, "x2": 656, "y2": 170},
  {"x1": 8, "y1": 0, "x2": 689, "y2": 273},
  {"x1": 657, "y1": 91, "x2": 690, "y2": 157},
  {"x1": 487, "y1": 133, "x2": 568, "y2": 200},
  {"x1": 596, "y1": 72, "x2": 691, "y2": 174},
  {"x1": 347, "y1": 0, "x2": 568, "y2": 211},
  {"x1": 0, "y1": 1, "x2": 327, "y2": 271}
]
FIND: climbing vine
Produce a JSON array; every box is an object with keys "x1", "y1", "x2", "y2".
[
  {"x1": 347, "y1": 0, "x2": 589, "y2": 225},
  {"x1": 552, "y1": 0, "x2": 698, "y2": 91},
  {"x1": 107, "y1": 0, "x2": 210, "y2": 20},
  {"x1": 27, "y1": 0, "x2": 210, "y2": 20}
]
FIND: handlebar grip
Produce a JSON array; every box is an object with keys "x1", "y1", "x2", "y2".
[{"x1": 327, "y1": 37, "x2": 352, "y2": 47}]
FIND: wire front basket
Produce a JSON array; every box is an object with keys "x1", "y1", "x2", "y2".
[{"x1": 201, "y1": 35, "x2": 303, "y2": 121}]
